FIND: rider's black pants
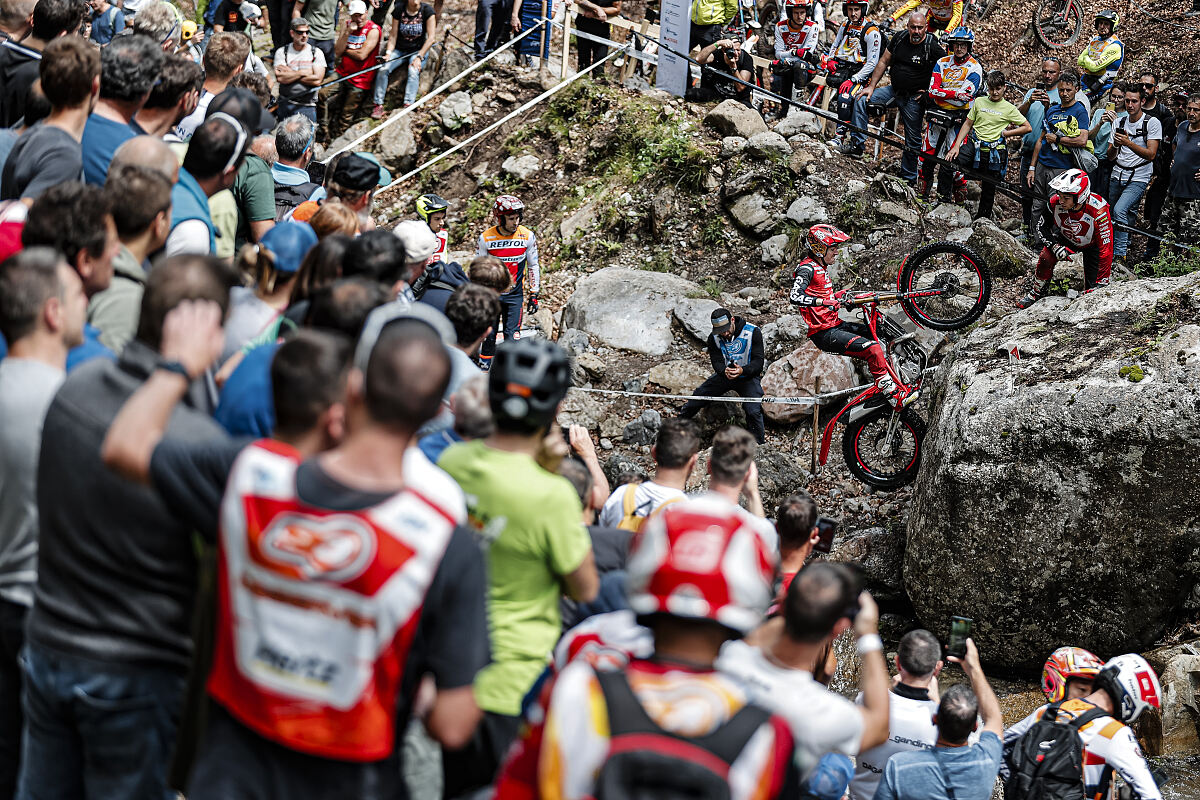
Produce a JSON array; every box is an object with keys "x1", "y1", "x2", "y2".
[{"x1": 809, "y1": 323, "x2": 890, "y2": 380}]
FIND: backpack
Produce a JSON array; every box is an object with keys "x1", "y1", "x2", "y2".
[
  {"x1": 593, "y1": 668, "x2": 771, "y2": 800},
  {"x1": 1004, "y1": 702, "x2": 1111, "y2": 800},
  {"x1": 616, "y1": 487, "x2": 682, "y2": 533},
  {"x1": 274, "y1": 182, "x2": 321, "y2": 221}
]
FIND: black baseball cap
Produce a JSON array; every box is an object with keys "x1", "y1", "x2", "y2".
[
  {"x1": 711, "y1": 307, "x2": 734, "y2": 333},
  {"x1": 331, "y1": 154, "x2": 382, "y2": 192},
  {"x1": 206, "y1": 87, "x2": 275, "y2": 135}
]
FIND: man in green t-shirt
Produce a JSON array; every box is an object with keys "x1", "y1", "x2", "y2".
[
  {"x1": 437, "y1": 337, "x2": 598, "y2": 799},
  {"x1": 947, "y1": 69, "x2": 1033, "y2": 219}
]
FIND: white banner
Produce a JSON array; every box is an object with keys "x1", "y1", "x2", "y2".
[{"x1": 655, "y1": 0, "x2": 691, "y2": 97}]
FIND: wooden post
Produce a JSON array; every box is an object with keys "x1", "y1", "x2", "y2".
[
  {"x1": 560, "y1": 3, "x2": 572, "y2": 79},
  {"x1": 819, "y1": 84, "x2": 834, "y2": 137},
  {"x1": 810, "y1": 377, "x2": 822, "y2": 475},
  {"x1": 539, "y1": 0, "x2": 549, "y2": 79}
]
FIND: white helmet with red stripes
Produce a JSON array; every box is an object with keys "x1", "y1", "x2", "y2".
[
  {"x1": 493, "y1": 194, "x2": 525, "y2": 216},
  {"x1": 1049, "y1": 168, "x2": 1092, "y2": 207},
  {"x1": 1094, "y1": 653, "x2": 1162, "y2": 723},
  {"x1": 626, "y1": 498, "x2": 777, "y2": 636}
]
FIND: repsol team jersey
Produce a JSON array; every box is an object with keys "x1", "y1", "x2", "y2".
[{"x1": 477, "y1": 224, "x2": 540, "y2": 294}]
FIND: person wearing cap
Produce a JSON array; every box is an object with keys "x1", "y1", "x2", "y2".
[
  {"x1": 275, "y1": 17, "x2": 326, "y2": 123},
  {"x1": 678, "y1": 307, "x2": 766, "y2": 444},
  {"x1": 494, "y1": 497, "x2": 800, "y2": 800},
  {"x1": 86, "y1": 0, "x2": 125, "y2": 44},
  {"x1": 291, "y1": 151, "x2": 387, "y2": 229},
  {"x1": 222, "y1": 221, "x2": 317, "y2": 361},
  {"x1": 439, "y1": 338, "x2": 598, "y2": 797},
  {"x1": 98, "y1": 295, "x2": 487, "y2": 799},
  {"x1": 327, "y1": 0, "x2": 381, "y2": 138},
  {"x1": 391, "y1": 218, "x2": 439, "y2": 301},
  {"x1": 166, "y1": 113, "x2": 251, "y2": 255}
]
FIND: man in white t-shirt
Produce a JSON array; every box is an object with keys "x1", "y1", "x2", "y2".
[
  {"x1": 274, "y1": 17, "x2": 326, "y2": 122},
  {"x1": 597, "y1": 418, "x2": 699, "y2": 530},
  {"x1": 1105, "y1": 82, "x2": 1161, "y2": 266},
  {"x1": 717, "y1": 562, "x2": 891, "y2": 784},
  {"x1": 850, "y1": 628, "x2": 943, "y2": 800}
]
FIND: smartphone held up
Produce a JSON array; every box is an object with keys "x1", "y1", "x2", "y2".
[{"x1": 947, "y1": 616, "x2": 973, "y2": 660}]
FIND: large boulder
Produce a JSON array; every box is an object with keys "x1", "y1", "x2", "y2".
[
  {"x1": 760, "y1": 342, "x2": 857, "y2": 422},
  {"x1": 745, "y1": 131, "x2": 791, "y2": 160},
  {"x1": 674, "y1": 297, "x2": 720, "y2": 341},
  {"x1": 1142, "y1": 641, "x2": 1200, "y2": 756},
  {"x1": 774, "y1": 109, "x2": 821, "y2": 137},
  {"x1": 966, "y1": 217, "x2": 1039, "y2": 280},
  {"x1": 828, "y1": 526, "x2": 906, "y2": 607},
  {"x1": 786, "y1": 195, "x2": 829, "y2": 225},
  {"x1": 704, "y1": 99, "x2": 769, "y2": 138},
  {"x1": 561, "y1": 267, "x2": 700, "y2": 356},
  {"x1": 375, "y1": 114, "x2": 416, "y2": 172},
  {"x1": 905, "y1": 273, "x2": 1200, "y2": 670},
  {"x1": 725, "y1": 192, "x2": 779, "y2": 236},
  {"x1": 646, "y1": 359, "x2": 710, "y2": 394},
  {"x1": 761, "y1": 314, "x2": 808, "y2": 360}
]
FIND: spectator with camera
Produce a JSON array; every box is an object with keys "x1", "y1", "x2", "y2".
[
  {"x1": 1105, "y1": 81, "x2": 1161, "y2": 270},
  {"x1": 689, "y1": 34, "x2": 755, "y2": 107},
  {"x1": 1026, "y1": 68, "x2": 1091, "y2": 237},
  {"x1": 873, "y1": 638, "x2": 1004, "y2": 800}
]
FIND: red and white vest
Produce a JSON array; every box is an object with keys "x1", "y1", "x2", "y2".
[
  {"x1": 208, "y1": 440, "x2": 465, "y2": 761},
  {"x1": 426, "y1": 228, "x2": 448, "y2": 266}
]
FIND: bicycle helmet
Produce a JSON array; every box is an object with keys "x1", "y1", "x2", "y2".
[
  {"x1": 415, "y1": 193, "x2": 449, "y2": 224},
  {"x1": 1049, "y1": 169, "x2": 1091, "y2": 206},
  {"x1": 1094, "y1": 9, "x2": 1119, "y2": 32},
  {"x1": 493, "y1": 194, "x2": 525, "y2": 216},
  {"x1": 944, "y1": 27, "x2": 975, "y2": 50},
  {"x1": 1042, "y1": 647, "x2": 1105, "y2": 703},
  {"x1": 627, "y1": 497, "x2": 777, "y2": 637},
  {"x1": 488, "y1": 338, "x2": 571, "y2": 434},
  {"x1": 806, "y1": 223, "x2": 851, "y2": 259},
  {"x1": 1093, "y1": 654, "x2": 1161, "y2": 723}
]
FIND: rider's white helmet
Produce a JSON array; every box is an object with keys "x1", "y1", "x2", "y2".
[
  {"x1": 1048, "y1": 168, "x2": 1092, "y2": 207},
  {"x1": 1094, "y1": 653, "x2": 1162, "y2": 723}
]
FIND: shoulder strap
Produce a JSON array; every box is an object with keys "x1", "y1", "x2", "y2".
[
  {"x1": 1066, "y1": 706, "x2": 1110, "y2": 732},
  {"x1": 594, "y1": 668, "x2": 662, "y2": 737},
  {"x1": 621, "y1": 485, "x2": 638, "y2": 519},
  {"x1": 931, "y1": 748, "x2": 959, "y2": 800},
  {"x1": 642, "y1": 495, "x2": 683, "y2": 529}
]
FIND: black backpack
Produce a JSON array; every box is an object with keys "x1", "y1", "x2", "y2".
[
  {"x1": 1005, "y1": 702, "x2": 1110, "y2": 800},
  {"x1": 274, "y1": 182, "x2": 321, "y2": 221},
  {"x1": 593, "y1": 668, "x2": 771, "y2": 800}
]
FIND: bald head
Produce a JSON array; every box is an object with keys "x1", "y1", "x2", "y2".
[
  {"x1": 906, "y1": 10, "x2": 929, "y2": 40},
  {"x1": 110, "y1": 136, "x2": 180, "y2": 184}
]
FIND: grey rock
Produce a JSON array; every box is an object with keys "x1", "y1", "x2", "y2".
[
  {"x1": 559, "y1": 199, "x2": 598, "y2": 241},
  {"x1": 774, "y1": 109, "x2": 821, "y2": 137},
  {"x1": 375, "y1": 114, "x2": 417, "y2": 172},
  {"x1": 623, "y1": 377, "x2": 646, "y2": 393},
  {"x1": 622, "y1": 420, "x2": 654, "y2": 446},
  {"x1": 640, "y1": 409, "x2": 662, "y2": 430},
  {"x1": 556, "y1": 390, "x2": 608, "y2": 430},
  {"x1": 726, "y1": 192, "x2": 778, "y2": 236},
  {"x1": 604, "y1": 454, "x2": 648, "y2": 488},
  {"x1": 559, "y1": 328, "x2": 591, "y2": 357},
  {"x1": 502, "y1": 154, "x2": 541, "y2": 180},
  {"x1": 877, "y1": 201, "x2": 919, "y2": 225},
  {"x1": 492, "y1": 48, "x2": 516, "y2": 65},
  {"x1": 754, "y1": 449, "x2": 811, "y2": 511},
  {"x1": 561, "y1": 268, "x2": 702, "y2": 356},
  {"x1": 674, "y1": 297, "x2": 721, "y2": 341},
  {"x1": 436, "y1": 91, "x2": 473, "y2": 130},
  {"x1": 575, "y1": 351, "x2": 606, "y2": 379},
  {"x1": 496, "y1": 90, "x2": 517, "y2": 103},
  {"x1": 846, "y1": 179, "x2": 868, "y2": 195},
  {"x1": 905, "y1": 271, "x2": 1200, "y2": 669},
  {"x1": 745, "y1": 131, "x2": 791, "y2": 160},
  {"x1": 325, "y1": 120, "x2": 371, "y2": 155},
  {"x1": 720, "y1": 136, "x2": 748, "y2": 158},
  {"x1": 600, "y1": 438, "x2": 613, "y2": 450},
  {"x1": 646, "y1": 359, "x2": 710, "y2": 394},
  {"x1": 704, "y1": 99, "x2": 768, "y2": 138},
  {"x1": 966, "y1": 216, "x2": 1039, "y2": 280},
  {"x1": 760, "y1": 342, "x2": 857, "y2": 422},
  {"x1": 785, "y1": 195, "x2": 829, "y2": 225},
  {"x1": 738, "y1": 286, "x2": 771, "y2": 299},
  {"x1": 924, "y1": 202, "x2": 972, "y2": 229},
  {"x1": 1143, "y1": 641, "x2": 1200, "y2": 756},
  {"x1": 760, "y1": 314, "x2": 808, "y2": 360},
  {"x1": 828, "y1": 526, "x2": 906, "y2": 606}
]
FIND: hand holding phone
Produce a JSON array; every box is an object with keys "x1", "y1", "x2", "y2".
[
  {"x1": 812, "y1": 516, "x2": 838, "y2": 554},
  {"x1": 947, "y1": 616, "x2": 973, "y2": 660}
]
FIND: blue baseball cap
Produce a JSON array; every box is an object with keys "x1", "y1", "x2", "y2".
[{"x1": 259, "y1": 221, "x2": 318, "y2": 274}]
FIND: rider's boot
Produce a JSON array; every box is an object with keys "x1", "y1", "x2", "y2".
[
  {"x1": 1015, "y1": 279, "x2": 1050, "y2": 309},
  {"x1": 875, "y1": 375, "x2": 919, "y2": 408}
]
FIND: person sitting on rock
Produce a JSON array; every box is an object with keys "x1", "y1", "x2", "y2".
[
  {"x1": 1016, "y1": 168, "x2": 1113, "y2": 308},
  {"x1": 790, "y1": 224, "x2": 914, "y2": 407},
  {"x1": 678, "y1": 307, "x2": 766, "y2": 444}
]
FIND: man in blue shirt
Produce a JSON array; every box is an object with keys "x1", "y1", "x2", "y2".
[
  {"x1": 874, "y1": 638, "x2": 1004, "y2": 800},
  {"x1": 86, "y1": 0, "x2": 125, "y2": 44},
  {"x1": 81, "y1": 35, "x2": 163, "y2": 185},
  {"x1": 1026, "y1": 69, "x2": 1091, "y2": 241}
]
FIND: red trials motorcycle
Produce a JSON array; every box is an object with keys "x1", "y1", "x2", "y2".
[{"x1": 821, "y1": 241, "x2": 990, "y2": 489}]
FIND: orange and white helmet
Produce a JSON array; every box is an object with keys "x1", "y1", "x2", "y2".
[
  {"x1": 626, "y1": 499, "x2": 777, "y2": 637},
  {"x1": 1049, "y1": 168, "x2": 1092, "y2": 206},
  {"x1": 493, "y1": 194, "x2": 525, "y2": 216},
  {"x1": 1095, "y1": 654, "x2": 1162, "y2": 723},
  {"x1": 806, "y1": 223, "x2": 851, "y2": 259},
  {"x1": 1041, "y1": 646, "x2": 1104, "y2": 703}
]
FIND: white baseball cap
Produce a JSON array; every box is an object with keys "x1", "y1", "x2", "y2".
[
  {"x1": 347, "y1": 0, "x2": 368, "y2": 14},
  {"x1": 239, "y1": 1, "x2": 262, "y2": 18}
]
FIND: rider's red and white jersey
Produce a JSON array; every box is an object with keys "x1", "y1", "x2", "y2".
[
  {"x1": 927, "y1": 54, "x2": 983, "y2": 111},
  {"x1": 552, "y1": 609, "x2": 653, "y2": 677},
  {"x1": 1004, "y1": 699, "x2": 1163, "y2": 800},
  {"x1": 790, "y1": 256, "x2": 842, "y2": 335},
  {"x1": 775, "y1": 18, "x2": 820, "y2": 60},
  {"x1": 208, "y1": 440, "x2": 465, "y2": 762},
  {"x1": 1051, "y1": 192, "x2": 1114, "y2": 257},
  {"x1": 426, "y1": 229, "x2": 448, "y2": 266}
]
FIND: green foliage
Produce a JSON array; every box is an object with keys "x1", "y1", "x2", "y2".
[
  {"x1": 640, "y1": 250, "x2": 673, "y2": 272},
  {"x1": 701, "y1": 217, "x2": 728, "y2": 247},
  {"x1": 834, "y1": 193, "x2": 875, "y2": 232},
  {"x1": 1119, "y1": 364, "x2": 1146, "y2": 382},
  {"x1": 700, "y1": 277, "x2": 725, "y2": 299},
  {"x1": 1134, "y1": 238, "x2": 1200, "y2": 278}
]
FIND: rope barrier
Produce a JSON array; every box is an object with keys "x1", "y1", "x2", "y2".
[
  {"x1": 376, "y1": 45, "x2": 623, "y2": 192},
  {"x1": 318, "y1": 20, "x2": 547, "y2": 163}
]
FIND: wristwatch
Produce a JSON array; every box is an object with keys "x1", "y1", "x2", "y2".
[{"x1": 157, "y1": 360, "x2": 192, "y2": 380}]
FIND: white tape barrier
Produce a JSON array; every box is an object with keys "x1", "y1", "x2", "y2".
[{"x1": 320, "y1": 20, "x2": 548, "y2": 163}]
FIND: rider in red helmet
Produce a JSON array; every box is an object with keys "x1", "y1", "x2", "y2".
[
  {"x1": 1017, "y1": 168, "x2": 1114, "y2": 308},
  {"x1": 476, "y1": 194, "x2": 540, "y2": 368},
  {"x1": 790, "y1": 224, "x2": 915, "y2": 406},
  {"x1": 1040, "y1": 646, "x2": 1104, "y2": 704}
]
